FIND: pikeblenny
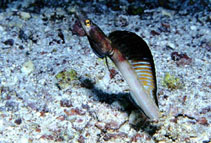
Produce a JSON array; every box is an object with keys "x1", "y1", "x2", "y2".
[{"x1": 75, "y1": 11, "x2": 160, "y2": 120}]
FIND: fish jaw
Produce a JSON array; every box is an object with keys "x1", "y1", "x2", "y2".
[{"x1": 111, "y1": 50, "x2": 160, "y2": 120}]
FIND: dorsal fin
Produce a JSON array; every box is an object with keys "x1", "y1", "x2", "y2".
[{"x1": 109, "y1": 31, "x2": 158, "y2": 106}]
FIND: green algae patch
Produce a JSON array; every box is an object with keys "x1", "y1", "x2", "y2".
[
  {"x1": 162, "y1": 73, "x2": 183, "y2": 90},
  {"x1": 55, "y1": 69, "x2": 78, "y2": 89}
]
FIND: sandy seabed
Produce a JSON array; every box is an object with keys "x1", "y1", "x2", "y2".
[{"x1": 0, "y1": 1, "x2": 210, "y2": 143}]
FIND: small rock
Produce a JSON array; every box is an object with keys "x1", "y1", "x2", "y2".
[
  {"x1": 64, "y1": 108, "x2": 85, "y2": 116},
  {"x1": 151, "y1": 30, "x2": 160, "y2": 36},
  {"x1": 14, "y1": 118, "x2": 22, "y2": 125},
  {"x1": 60, "y1": 99, "x2": 72, "y2": 107},
  {"x1": 160, "y1": 23, "x2": 171, "y2": 32},
  {"x1": 158, "y1": 141, "x2": 166, "y2": 143},
  {"x1": 166, "y1": 42, "x2": 175, "y2": 50},
  {"x1": 95, "y1": 122, "x2": 105, "y2": 130},
  {"x1": 56, "y1": 115, "x2": 65, "y2": 121},
  {"x1": 197, "y1": 117, "x2": 208, "y2": 126},
  {"x1": 21, "y1": 61, "x2": 34, "y2": 75},
  {"x1": 3, "y1": 39, "x2": 14, "y2": 46},
  {"x1": 19, "y1": 12, "x2": 31, "y2": 20},
  {"x1": 19, "y1": 30, "x2": 28, "y2": 42},
  {"x1": 190, "y1": 25, "x2": 197, "y2": 31},
  {"x1": 105, "y1": 121, "x2": 120, "y2": 130},
  {"x1": 19, "y1": 45, "x2": 24, "y2": 49},
  {"x1": 171, "y1": 52, "x2": 192, "y2": 66},
  {"x1": 161, "y1": 9, "x2": 172, "y2": 17},
  {"x1": 55, "y1": 69, "x2": 78, "y2": 89},
  {"x1": 114, "y1": 15, "x2": 128, "y2": 27},
  {"x1": 161, "y1": 23, "x2": 170, "y2": 29},
  {"x1": 171, "y1": 52, "x2": 182, "y2": 61},
  {"x1": 162, "y1": 73, "x2": 183, "y2": 90},
  {"x1": 67, "y1": 6, "x2": 76, "y2": 14},
  {"x1": 176, "y1": 57, "x2": 192, "y2": 66}
]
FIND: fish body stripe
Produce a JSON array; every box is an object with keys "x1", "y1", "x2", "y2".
[
  {"x1": 131, "y1": 60, "x2": 151, "y2": 64},
  {"x1": 139, "y1": 77, "x2": 154, "y2": 83},
  {"x1": 130, "y1": 60, "x2": 156, "y2": 98}
]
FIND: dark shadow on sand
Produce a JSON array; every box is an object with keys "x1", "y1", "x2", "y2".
[{"x1": 79, "y1": 77, "x2": 160, "y2": 136}]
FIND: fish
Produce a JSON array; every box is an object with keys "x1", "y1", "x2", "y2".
[{"x1": 76, "y1": 11, "x2": 160, "y2": 120}]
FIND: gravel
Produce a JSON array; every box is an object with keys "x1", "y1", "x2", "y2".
[{"x1": 0, "y1": 0, "x2": 210, "y2": 143}]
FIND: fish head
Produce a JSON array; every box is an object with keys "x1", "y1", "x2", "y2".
[{"x1": 75, "y1": 11, "x2": 113, "y2": 58}]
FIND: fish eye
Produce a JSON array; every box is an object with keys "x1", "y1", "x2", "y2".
[{"x1": 85, "y1": 19, "x2": 91, "y2": 27}]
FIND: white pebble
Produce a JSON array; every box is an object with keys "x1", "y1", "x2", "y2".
[
  {"x1": 190, "y1": 25, "x2": 197, "y2": 31},
  {"x1": 21, "y1": 61, "x2": 34, "y2": 75},
  {"x1": 167, "y1": 42, "x2": 175, "y2": 49},
  {"x1": 161, "y1": 9, "x2": 172, "y2": 17},
  {"x1": 19, "y1": 12, "x2": 31, "y2": 20}
]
